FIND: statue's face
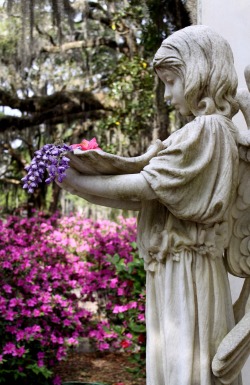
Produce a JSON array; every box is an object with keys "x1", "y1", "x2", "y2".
[{"x1": 156, "y1": 68, "x2": 191, "y2": 116}]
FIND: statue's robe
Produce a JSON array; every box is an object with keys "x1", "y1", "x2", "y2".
[
  {"x1": 139, "y1": 115, "x2": 241, "y2": 385},
  {"x1": 67, "y1": 114, "x2": 243, "y2": 385}
]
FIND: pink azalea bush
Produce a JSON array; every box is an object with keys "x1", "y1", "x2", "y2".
[{"x1": 0, "y1": 212, "x2": 145, "y2": 384}]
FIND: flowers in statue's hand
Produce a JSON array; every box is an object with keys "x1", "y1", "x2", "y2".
[
  {"x1": 71, "y1": 137, "x2": 101, "y2": 151},
  {"x1": 21, "y1": 138, "x2": 100, "y2": 193}
]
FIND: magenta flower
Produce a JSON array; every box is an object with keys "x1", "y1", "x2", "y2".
[
  {"x1": 3, "y1": 342, "x2": 16, "y2": 355},
  {"x1": 71, "y1": 137, "x2": 101, "y2": 151},
  {"x1": 27, "y1": 298, "x2": 37, "y2": 307},
  {"x1": 33, "y1": 309, "x2": 41, "y2": 317},
  {"x1": 16, "y1": 346, "x2": 26, "y2": 357},
  {"x1": 0, "y1": 211, "x2": 144, "y2": 382},
  {"x1": 16, "y1": 331, "x2": 25, "y2": 341},
  {"x1": 2, "y1": 261, "x2": 12, "y2": 269},
  {"x1": 99, "y1": 342, "x2": 110, "y2": 350},
  {"x1": 66, "y1": 337, "x2": 78, "y2": 346},
  {"x1": 5, "y1": 310, "x2": 16, "y2": 321},
  {"x1": 113, "y1": 304, "x2": 129, "y2": 313},
  {"x1": 109, "y1": 278, "x2": 118, "y2": 288},
  {"x1": 2, "y1": 284, "x2": 12, "y2": 293}
]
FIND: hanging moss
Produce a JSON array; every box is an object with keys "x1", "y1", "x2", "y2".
[{"x1": 6, "y1": 0, "x2": 75, "y2": 47}]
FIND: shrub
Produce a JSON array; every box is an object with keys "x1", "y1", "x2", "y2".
[
  {"x1": 0, "y1": 212, "x2": 146, "y2": 384},
  {"x1": 0, "y1": 213, "x2": 93, "y2": 384}
]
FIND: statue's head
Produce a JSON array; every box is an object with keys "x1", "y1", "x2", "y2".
[{"x1": 153, "y1": 25, "x2": 239, "y2": 118}]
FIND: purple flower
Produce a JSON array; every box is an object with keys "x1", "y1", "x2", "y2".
[{"x1": 22, "y1": 142, "x2": 72, "y2": 193}]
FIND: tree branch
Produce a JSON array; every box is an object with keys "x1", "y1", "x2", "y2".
[
  {"x1": 41, "y1": 37, "x2": 125, "y2": 53},
  {"x1": 0, "y1": 177, "x2": 20, "y2": 185},
  {"x1": 4, "y1": 142, "x2": 28, "y2": 169},
  {"x1": 0, "y1": 109, "x2": 107, "y2": 133},
  {"x1": 0, "y1": 88, "x2": 105, "y2": 113},
  {"x1": 0, "y1": 88, "x2": 110, "y2": 132}
]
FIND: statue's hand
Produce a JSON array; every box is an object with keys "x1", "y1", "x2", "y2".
[
  {"x1": 212, "y1": 312, "x2": 250, "y2": 384},
  {"x1": 56, "y1": 167, "x2": 81, "y2": 195}
]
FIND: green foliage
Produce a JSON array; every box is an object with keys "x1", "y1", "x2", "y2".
[
  {"x1": 0, "y1": 361, "x2": 53, "y2": 385},
  {"x1": 0, "y1": 0, "x2": 190, "y2": 212},
  {"x1": 142, "y1": 0, "x2": 191, "y2": 55},
  {"x1": 0, "y1": 16, "x2": 19, "y2": 62},
  {"x1": 106, "y1": 243, "x2": 146, "y2": 375},
  {"x1": 99, "y1": 55, "x2": 155, "y2": 154}
]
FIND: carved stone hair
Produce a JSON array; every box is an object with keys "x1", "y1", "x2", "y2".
[{"x1": 153, "y1": 25, "x2": 239, "y2": 118}]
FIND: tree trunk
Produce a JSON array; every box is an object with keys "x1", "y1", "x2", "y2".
[
  {"x1": 152, "y1": 75, "x2": 170, "y2": 141},
  {"x1": 49, "y1": 183, "x2": 62, "y2": 213}
]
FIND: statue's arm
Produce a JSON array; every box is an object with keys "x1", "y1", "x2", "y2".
[
  {"x1": 58, "y1": 167, "x2": 156, "y2": 209},
  {"x1": 62, "y1": 188, "x2": 142, "y2": 210}
]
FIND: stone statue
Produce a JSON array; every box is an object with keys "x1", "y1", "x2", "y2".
[{"x1": 59, "y1": 25, "x2": 250, "y2": 385}]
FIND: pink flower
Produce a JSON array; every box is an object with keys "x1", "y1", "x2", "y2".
[
  {"x1": 121, "y1": 339, "x2": 131, "y2": 349},
  {"x1": 2, "y1": 261, "x2": 12, "y2": 269},
  {"x1": 138, "y1": 314, "x2": 145, "y2": 322},
  {"x1": 113, "y1": 304, "x2": 129, "y2": 313},
  {"x1": 3, "y1": 342, "x2": 16, "y2": 355},
  {"x1": 2, "y1": 284, "x2": 12, "y2": 293},
  {"x1": 71, "y1": 138, "x2": 101, "y2": 151},
  {"x1": 0, "y1": 211, "x2": 143, "y2": 372},
  {"x1": 16, "y1": 331, "x2": 25, "y2": 341},
  {"x1": 33, "y1": 309, "x2": 41, "y2": 317},
  {"x1": 27, "y1": 298, "x2": 37, "y2": 307},
  {"x1": 117, "y1": 288, "x2": 125, "y2": 296},
  {"x1": 5, "y1": 310, "x2": 16, "y2": 321},
  {"x1": 66, "y1": 337, "x2": 78, "y2": 345},
  {"x1": 99, "y1": 342, "x2": 110, "y2": 350},
  {"x1": 56, "y1": 347, "x2": 66, "y2": 361},
  {"x1": 16, "y1": 346, "x2": 26, "y2": 357},
  {"x1": 63, "y1": 319, "x2": 72, "y2": 326},
  {"x1": 129, "y1": 301, "x2": 137, "y2": 309},
  {"x1": 9, "y1": 298, "x2": 23, "y2": 307}
]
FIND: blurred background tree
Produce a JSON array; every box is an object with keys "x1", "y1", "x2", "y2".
[{"x1": 0, "y1": 0, "x2": 190, "y2": 214}]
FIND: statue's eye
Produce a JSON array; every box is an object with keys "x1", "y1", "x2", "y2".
[{"x1": 166, "y1": 77, "x2": 174, "y2": 85}]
